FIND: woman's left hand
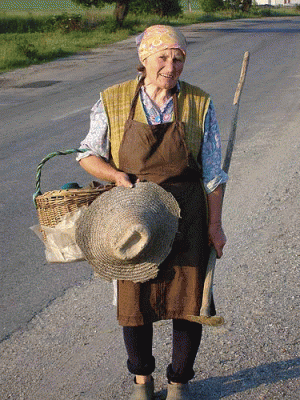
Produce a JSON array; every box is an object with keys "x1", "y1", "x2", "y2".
[{"x1": 208, "y1": 222, "x2": 226, "y2": 258}]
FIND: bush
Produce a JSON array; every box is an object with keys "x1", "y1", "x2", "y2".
[
  {"x1": 72, "y1": 0, "x2": 105, "y2": 7},
  {"x1": 16, "y1": 38, "x2": 39, "y2": 60},
  {"x1": 129, "y1": 0, "x2": 183, "y2": 17},
  {"x1": 100, "y1": 16, "x2": 119, "y2": 33},
  {"x1": 0, "y1": 15, "x2": 54, "y2": 34},
  {"x1": 53, "y1": 13, "x2": 83, "y2": 33},
  {"x1": 199, "y1": 0, "x2": 224, "y2": 13},
  {"x1": 0, "y1": 13, "x2": 84, "y2": 34},
  {"x1": 223, "y1": 0, "x2": 252, "y2": 12}
]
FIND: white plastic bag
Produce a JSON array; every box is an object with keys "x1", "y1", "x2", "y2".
[{"x1": 30, "y1": 207, "x2": 87, "y2": 263}]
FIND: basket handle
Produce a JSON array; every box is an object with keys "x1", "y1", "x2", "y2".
[{"x1": 33, "y1": 148, "x2": 88, "y2": 208}]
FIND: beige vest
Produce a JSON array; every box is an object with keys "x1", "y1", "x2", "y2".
[{"x1": 101, "y1": 78, "x2": 210, "y2": 168}]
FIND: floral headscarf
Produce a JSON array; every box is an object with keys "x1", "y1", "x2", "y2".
[{"x1": 136, "y1": 25, "x2": 187, "y2": 62}]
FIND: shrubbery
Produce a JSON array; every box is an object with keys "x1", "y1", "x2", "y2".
[
  {"x1": 72, "y1": 0, "x2": 182, "y2": 25},
  {"x1": 129, "y1": 0, "x2": 182, "y2": 17},
  {"x1": 0, "y1": 13, "x2": 85, "y2": 34},
  {"x1": 53, "y1": 14, "x2": 84, "y2": 33},
  {"x1": 0, "y1": 15, "x2": 53, "y2": 34},
  {"x1": 199, "y1": 0, "x2": 224, "y2": 13}
]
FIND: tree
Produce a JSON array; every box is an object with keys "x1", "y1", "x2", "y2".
[
  {"x1": 114, "y1": 0, "x2": 130, "y2": 24},
  {"x1": 72, "y1": 0, "x2": 182, "y2": 25},
  {"x1": 72, "y1": 0, "x2": 129, "y2": 25}
]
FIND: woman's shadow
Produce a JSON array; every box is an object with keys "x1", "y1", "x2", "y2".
[{"x1": 155, "y1": 357, "x2": 300, "y2": 399}]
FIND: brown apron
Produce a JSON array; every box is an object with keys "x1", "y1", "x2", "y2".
[{"x1": 117, "y1": 80, "x2": 212, "y2": 326}]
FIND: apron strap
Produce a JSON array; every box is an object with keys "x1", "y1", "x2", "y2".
[
  {"x1": 128, "y1": 78, "x2": 145, "y2": 121},
  {"x1": 173, "y1": 91, "x2": 179, "y2": 123}
]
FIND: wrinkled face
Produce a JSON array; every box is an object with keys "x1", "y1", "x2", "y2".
[{"x1": 143, "y1": 48, "x2": 185, "y2": 90}]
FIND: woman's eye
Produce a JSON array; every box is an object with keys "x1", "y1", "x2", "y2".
[{"x1": 158, "y1": 55, "x2": 183, "y2": 63}]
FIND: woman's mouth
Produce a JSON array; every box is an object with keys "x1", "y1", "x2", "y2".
[{"x1": 160, "y1": 74, "x2": 174, "y2": 79}]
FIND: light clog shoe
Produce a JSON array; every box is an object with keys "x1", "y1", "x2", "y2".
[
  {"x1": 166, "y1": 382, "x2": 193, "y2": 400},
  {"x1": 128, "y1": 378, "x2": 154, "y2": 400}
]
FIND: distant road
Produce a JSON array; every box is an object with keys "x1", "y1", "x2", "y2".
[{"x1": 1, "y1": 17, "x2": 300, "y2": 341}]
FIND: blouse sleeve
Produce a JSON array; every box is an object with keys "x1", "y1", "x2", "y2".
[
  {"x1": 76, "y1": 94, "x2": 110, "y2": 162},
  {"x1": 199, "y1": 101, "x2": 229, "y2": 194}
]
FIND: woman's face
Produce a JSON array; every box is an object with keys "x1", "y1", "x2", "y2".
[{"x1": 143, "y1": 48, "x2": 185, "y2": 91}]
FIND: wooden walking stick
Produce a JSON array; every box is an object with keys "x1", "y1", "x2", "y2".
[{"x1": 187, "y1": 51, "x2": 250, "y2": 327}]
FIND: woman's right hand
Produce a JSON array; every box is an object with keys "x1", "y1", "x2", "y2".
[{"x1": 114, "y1": 171, "x2": 134, "y2": 188}]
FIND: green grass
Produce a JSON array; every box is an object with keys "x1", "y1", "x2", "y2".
[
  {"x1": 1, "y1": 3, "x2": 300, "y2": 73},
  {"x1": 0, "y1": 0, "x2": 83, "y2": 11}
]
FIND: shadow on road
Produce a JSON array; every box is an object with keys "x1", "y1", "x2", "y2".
[
  {"x1": 201, "y1": 27, "x2": 300, "y2": 33},
  {"x1": 155, "y1": 358, "x2": 300, "y2": 399},
  {"x1": 197, "y1": 18, "x2": 300, "y2": 33}
]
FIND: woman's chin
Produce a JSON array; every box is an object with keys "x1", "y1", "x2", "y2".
[{"x1": 158, "y1": 79, "x2": 178, "y2": 90}]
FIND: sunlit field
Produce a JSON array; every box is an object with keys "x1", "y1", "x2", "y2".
[{"x1": 1, "y1": 0, "x2": 299, "y2": 73}]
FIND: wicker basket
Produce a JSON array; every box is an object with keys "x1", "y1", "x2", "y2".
[{"x1": 33, "y1": 149, "x2": 113, "y2": 233}]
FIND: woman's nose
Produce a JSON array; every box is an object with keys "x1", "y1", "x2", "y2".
[{"x1": 164, "y1": 60, "x2": 176, "y2": 72}]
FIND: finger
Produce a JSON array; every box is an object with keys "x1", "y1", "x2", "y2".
[
  {"x1": 123, "y1": 181, "x2": 134, "y2": 188},
  {"x1": 216, "y1": 248, "x2": 223, "y2": 259},
  {"x1": 217, "y1": 241, "x2": 226, "y2": 258}
]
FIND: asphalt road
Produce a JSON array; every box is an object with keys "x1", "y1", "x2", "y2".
[{"x1": 0, "y1": 17, "x2": 299, "y2": 399}]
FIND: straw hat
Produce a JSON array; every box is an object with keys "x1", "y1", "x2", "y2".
[{"x1": 75, "y1": 181, "x2": 180, "y2": 283}]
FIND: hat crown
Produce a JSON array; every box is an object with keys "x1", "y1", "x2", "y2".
[
  {"x1": 111, "y1": 223, "x2": 150, "y2": 261},
  {"x1": 76, "y1": 182, "x2": 180, "y2": 283}
]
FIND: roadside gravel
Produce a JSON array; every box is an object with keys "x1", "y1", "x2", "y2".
[{"x1": 0, "y1": 54, "x2": 299, "y2": 400}]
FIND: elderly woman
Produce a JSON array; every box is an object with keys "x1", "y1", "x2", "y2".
[{"x1": 77, "y1": 25, "x2": 228, "y2": 400}]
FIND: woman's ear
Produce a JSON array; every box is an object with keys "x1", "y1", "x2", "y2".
[{"x1": 141, "y1": 57, "x2": 148, "y2": 67}]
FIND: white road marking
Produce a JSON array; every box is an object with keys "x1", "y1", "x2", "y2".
[{"x1": 52, "y1": 106, "x2": 90, "y2": 121}]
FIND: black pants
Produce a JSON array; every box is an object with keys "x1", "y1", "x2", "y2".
[{"x1": 123, "y1": 319, "x2": 202, "y2": 384}]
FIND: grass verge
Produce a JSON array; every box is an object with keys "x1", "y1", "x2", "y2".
[{"x1": 1, "y1": 6, "x2": 300, "y2": 73}]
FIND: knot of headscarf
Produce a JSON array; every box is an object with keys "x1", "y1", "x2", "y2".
[{"x1": 136, "y1": 25, "x2": 187, "y2": 62}]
